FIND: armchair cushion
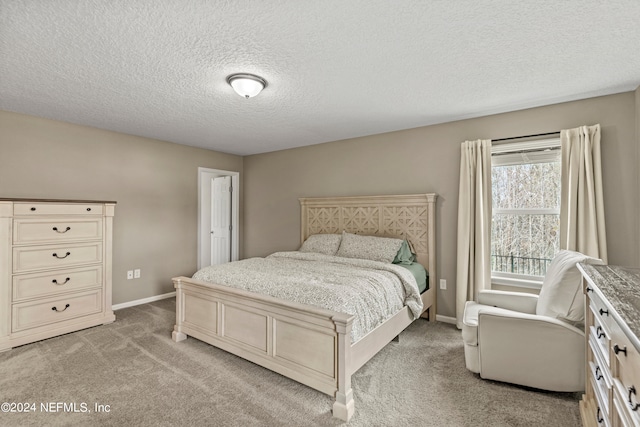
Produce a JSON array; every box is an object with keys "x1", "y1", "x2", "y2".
[{"x1": 536, "y1": 250, "x2": 603, "y2": 324}]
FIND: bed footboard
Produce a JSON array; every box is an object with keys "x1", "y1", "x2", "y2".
[{"x1": 172, "y1": 276, "x2": 355, "y2": 421}]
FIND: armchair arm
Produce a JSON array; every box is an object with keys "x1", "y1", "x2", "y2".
[
  {"x1": 477, "y1": 290, "x2": 538, "y2": 314},
  {"x1": 477, "y1": 309, "x2": 585, "y2": 392}
]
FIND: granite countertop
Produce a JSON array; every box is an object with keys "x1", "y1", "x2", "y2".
[{"x1": 579, "y1": 263, "x2": 640, "y2": 352}]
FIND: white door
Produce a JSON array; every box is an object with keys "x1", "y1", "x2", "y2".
[
  {"x1": 198, "y1": 167, "x2": 239, "y2": 270},
  {"x1": 210, "y1": 176, "x2": 232, "y2": 265}
]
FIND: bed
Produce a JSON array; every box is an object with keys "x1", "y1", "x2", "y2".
[{"x1": 172, "y1": 193, "x2": 437, "y2": 421}]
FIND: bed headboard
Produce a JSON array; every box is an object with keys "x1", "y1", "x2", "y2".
[{"x1": 299, "y1": 193, "x2": 437, "y2": 287}]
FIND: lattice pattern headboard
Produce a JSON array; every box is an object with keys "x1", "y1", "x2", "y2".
[{"x1": 299, "y1": 194, "x2": 437, "y2": 286}]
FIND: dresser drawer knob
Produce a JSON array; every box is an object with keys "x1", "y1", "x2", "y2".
[
  {"x1": 86, "y1": 207, "x2": 91, "y2": 211},
  {"x1": 30, "y1": 207, "x2": 36, "y2": 211},
  {"x1": 595, "y1": 366, "x2": 603, "y2": 380},
  {"x1": 614, "y1": 344, "x2": 627, "y2": 357},
  {"x1": 52, "y1": 226, "x2": 71, "y2": 233},
  {"x1": 586, "y1": 287, "x2": 593, "y2": 293},
  {"x1": 628, "y1": 386, "x2": 640, "y2": 411},
  {"x1": 596, "y1": 326, "x2": 606, "y2": 339},
  {"x1": 51, "y1": 304, "x2": 70, "y2": 312},
  {"x1": 52, "y1": 277, "x2": 71, "y2": 285},
  {"x1": 52, "y1": 252, "x2": 71, "y2": 259},
  {"x1": 599, "y1": 308, "x2": 609, "y2": 316}
]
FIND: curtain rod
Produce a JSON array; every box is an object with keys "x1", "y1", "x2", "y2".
[
  {"x1": 491, "y1": 146, "x2": 561, "y2": 157},
  {"x1": 491, "y1": 131, "x2": 560, "y2": 143}
]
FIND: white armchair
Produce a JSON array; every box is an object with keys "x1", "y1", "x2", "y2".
[{"x1": 461, "y1": 250, "x2": 603, "y2": 392}]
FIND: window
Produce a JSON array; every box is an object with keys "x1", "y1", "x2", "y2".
[{"x1": 491, "y1": 139, "x2": 561, "y2": 287}]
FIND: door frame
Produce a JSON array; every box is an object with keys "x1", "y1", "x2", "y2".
[{"x1": 198, "y1": 167, "x2": 240, "y2": 270}]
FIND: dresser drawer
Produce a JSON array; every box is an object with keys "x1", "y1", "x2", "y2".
[
  {"x1": 613, "y1": 378, "x2": 640, "y2": 427},
  {"x1": 589, "y1": 338, "x2": 613, "y2": 410},
  {"x1": 590, "y1": 291, "x2": 617, "y2": 336},
  {"x1": 610, "y1": 328, "x2": 640, "y2": 426},
  {"x1": 13, "y1": 242, "x2": 102, "y2": 273},
  {"x1": 13, "y1": 202, "x2": 103, "y2": 216},
  {"x1": 591, "y1": 374, "x2": 612, "y2": 426},
  {"x1": 610, "y1": 321, "x2": 640, "y2": 374},
  {"x1": 613, "y1": 387, "x2": 634, "y2": 427},
  {"x1": 13, "y1": 218, "x2": 103, "y2": 244},
  {"x1": 11, "y1": 290, "x2": 102, "y2": 332},
  {"x1": 13, "y1": 266, "x2": 102, "y2": 301},
  {"x1": 591, "y1": 313, "x2": 612, "y2": 368}
]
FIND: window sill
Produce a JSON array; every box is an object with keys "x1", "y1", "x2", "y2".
[{"x1": 491, "y1": 275, "x2": 543, "y2": 290}]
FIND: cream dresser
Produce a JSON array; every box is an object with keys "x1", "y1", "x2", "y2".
[
  {"x1": 0, "y1": 199, "x2": 116, "y2": 351},
  {"x1": 578, "y1": 263, "x2": 640, "y2": 427}
]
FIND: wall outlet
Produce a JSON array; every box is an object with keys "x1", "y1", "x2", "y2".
[
  {"x1": 127, "y1": 270, "x2": 134, "y2": 280},
  {"x1": 134, "y1": 269, "x2": 141, "y2": 279},
  {"x1": 439, "y1": 279, "x2": 447, "y2": 290}
]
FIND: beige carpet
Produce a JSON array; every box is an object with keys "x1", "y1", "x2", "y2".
[{"x1": 0, "y1": 298, "x2": 581, "y2": 426}]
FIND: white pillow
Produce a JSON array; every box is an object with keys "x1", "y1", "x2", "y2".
[
  {"x1": 335, "y1": 232, "x2": 403, "y2": 263},
  {"x1": 536, "y1": 250, "x2": 604, "y2": 324},
  {"x1": 299, "y1": 234, "x2": 342, "y2": 255}
]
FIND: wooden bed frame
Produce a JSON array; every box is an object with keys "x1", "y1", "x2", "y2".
[{"x1": 172, "y1": 193, "x2": 437, "y2": 421}]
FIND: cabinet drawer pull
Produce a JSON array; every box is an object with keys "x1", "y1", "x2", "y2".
[
  {"x1": 599, "y1": 308, "x2": 609, "y2": 316},
  {"x1": 52, "y1": 277, "x2": 71, "y2": 285},
  {"x1": 30, "y1": 207, "x2": 36, "y2": 211},
  {"x1": 596, "y1": 326, "x2": 606, "y2": 339},
  {"x1": 52, "y1": 226, "x2": 71, "y2": 233},
  {"x1": 52, "y1": 252, "x2": 71, "y2": 259},
  {"x1": 586, "y1": 287, "x2": 593, "y2": 293},
  {"x1": 86, "y1": 207, "x2": 91, "y2": 211},
  {"x1": 595, "y1": 366, "x2": 603, "y2": 380},
  {"x1": 597, "y1": 406, "x2": 604, "y2": 423},
  {"x1": 629, "y1": 386, "x2": 640, "y2": 411},
  {"x1": 614, "y1": 344, "x2": 627, "y2": 357},
  {"x1": 51, "y1": 304, "x2": 70, "y2": 312}
]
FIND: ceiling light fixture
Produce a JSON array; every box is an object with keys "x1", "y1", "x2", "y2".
[{"x1": 226, "y1": 73, "x2": 267, "y2": 98}]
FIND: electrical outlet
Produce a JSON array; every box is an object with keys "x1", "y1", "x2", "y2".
[
  {"x1": 127, "y1": 270, "x2": 134, "y2": 280},
  {"x1": 439, "y1": 279, "x2": 447, "y2": 290},
  {"x1": 134, "y1": 269, "x2": 141, "y2": 279}
]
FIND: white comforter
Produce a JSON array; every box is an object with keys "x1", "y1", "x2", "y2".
[{"x1": 192, "y1": 251, "x2": 423, "y2": 343}]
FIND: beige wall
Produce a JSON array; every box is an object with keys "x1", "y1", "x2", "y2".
[
  {"x1": 244, "y1": 92, "x2": 639, "y2": 318},
  {"x1": 0, "y1": 110, "x2": 243, "y2": 304}
]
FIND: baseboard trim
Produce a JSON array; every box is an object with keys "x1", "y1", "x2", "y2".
[
  {"x1": 435, "y1": 314, "x2": 456, "y2": 324},
  {"x1": 112, "y1": 292, "x2": 176, "y2": 311}
]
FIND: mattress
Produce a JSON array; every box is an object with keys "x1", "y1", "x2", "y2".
[{"x1": 192, "y1": 251, "x2": 423, "y2": 343}]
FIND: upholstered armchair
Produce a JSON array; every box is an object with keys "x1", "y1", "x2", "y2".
[{"x1": 461, "y1": 250, "x2": 603, "y2": 392}]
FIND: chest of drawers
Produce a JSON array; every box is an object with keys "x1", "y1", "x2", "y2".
[
  {"x1": 0, "y1": 199, "x2": 116, "y2": 351},
  {"x1": 579, "y1": 264, "x2": 640, "y2": 427}
]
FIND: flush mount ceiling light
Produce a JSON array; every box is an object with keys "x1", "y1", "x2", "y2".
[{"x1": 226, "y1": 73, "x2": 267, "y2": 98}]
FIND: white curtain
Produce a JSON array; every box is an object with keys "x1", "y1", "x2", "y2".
[
  {"x1": 560, "y1": 124, "x2": 607, "y2": 262},
  {"x1": 456, "y1": 139, "x2": 492, "y2": 328}
]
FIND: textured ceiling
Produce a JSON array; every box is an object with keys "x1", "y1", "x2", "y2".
[{"x1": 2, "y1": 1, "x2": 640, "y2": 156}]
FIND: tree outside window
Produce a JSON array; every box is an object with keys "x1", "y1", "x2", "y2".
[{"x1": 491, "y1": 142, "x2": 561, "y2": 284}]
